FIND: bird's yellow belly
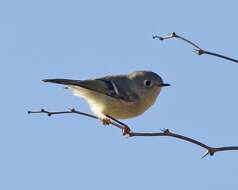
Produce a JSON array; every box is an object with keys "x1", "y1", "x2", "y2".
[
  {"x1": 87, "y1": 96, "x2": 144, "y2": 119},
  {"x1": 73, "y1": 87, "x2": 159, "y2": 120}
]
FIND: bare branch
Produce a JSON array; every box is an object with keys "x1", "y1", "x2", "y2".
[
  {"x1": 28, "y1": 108, "x2": 238, "y2": 158},
  {"x1": 130, "y1": 129, "x2": 238, "y2": 158},
  {"x1": 28, "y1": 108, "x2": 125, "y2": 131},
  {"x1": 153, "y1": 32, "x2": 238, "y2": 64}
]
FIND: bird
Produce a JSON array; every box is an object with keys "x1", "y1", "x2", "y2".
[{"x1": 43, "y1": 71, "x2": 170, "y2": 125}]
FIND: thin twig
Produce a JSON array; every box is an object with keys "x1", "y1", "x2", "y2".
[
  {"x1": 153, "y1": 32, "x2": 238, "y2": 63},
  {"x1": 28, "y1": 108, "x2": 238, "y2": 158},
  {"x1": 28, "y1": 108, "x2": 126, "y2": 131}
]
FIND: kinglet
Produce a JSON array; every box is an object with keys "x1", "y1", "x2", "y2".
[{"x1": 43, "y1": 71, "x2": 170, "y2": 124}]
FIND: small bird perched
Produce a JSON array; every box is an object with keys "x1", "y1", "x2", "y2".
[{"x1": 43, "y1": 71, "x2": 170, "y2": 125}]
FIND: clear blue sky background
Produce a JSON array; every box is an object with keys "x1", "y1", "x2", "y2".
[{"x1": 1, "y1": 0, "x2": 238, "y2": 189}]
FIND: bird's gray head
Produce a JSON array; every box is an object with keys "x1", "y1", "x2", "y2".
[
  {"x1": 128, "y1": 70, "x2": 170, "y2": 89},
  {"x1": 128, "y1": 71, "x2": 170, "y2": 106}
]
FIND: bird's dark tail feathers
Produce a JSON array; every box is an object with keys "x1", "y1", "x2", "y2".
[{"x1": 42, "y1": 79, "x2": 82, "y2": 86}]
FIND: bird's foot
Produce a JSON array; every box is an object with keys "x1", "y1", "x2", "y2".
[{"x1": 101, "y1": 117, "x2": 111, "y2": 125}]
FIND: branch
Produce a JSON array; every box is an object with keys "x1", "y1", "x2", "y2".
[
  {"x1": 28, "y1": 108, "x2": 125, "y2": 131},
  {"x1": 28, "y1": 108, "x2": 238, "y2": 158},
  {"x1": 153, "y1": 32, "x2": 238, "y2": 64}
]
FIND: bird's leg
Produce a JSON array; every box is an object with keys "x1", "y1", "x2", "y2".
[{"x1": 106, "y1": 115, "x2": 132, "y2": 136}]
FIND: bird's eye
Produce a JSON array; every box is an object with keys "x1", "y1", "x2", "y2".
[{"x1": 144, "y1": 80, "x2": 152, "y2": 87}]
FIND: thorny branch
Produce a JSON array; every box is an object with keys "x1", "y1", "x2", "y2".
[
  {"x1": 28, "y1": 108, "x2": 238, "y2": 158},
  {"x1": 153, "y1": 32, "x2": 238, "y2": 64}
]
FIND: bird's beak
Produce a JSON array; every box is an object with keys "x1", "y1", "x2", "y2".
[{"x1": 157, "y1": 83, "x2": 171, "y2": 87}]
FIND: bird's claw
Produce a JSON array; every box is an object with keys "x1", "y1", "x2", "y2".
[
  {"x1": 123, "y1": 126, "x2": 131, "y2": 136},
  {"x1": 101, "y1": 118, "x2": 111, "y2": 125}
]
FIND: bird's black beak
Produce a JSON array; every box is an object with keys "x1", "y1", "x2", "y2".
[{"x1": 158, "y1": 83, "x2": 171, "y2": 87}]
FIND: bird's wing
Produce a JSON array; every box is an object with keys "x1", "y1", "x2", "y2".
[{"x1": 43, "y1": 78, "x2": 137, "y2": 103}]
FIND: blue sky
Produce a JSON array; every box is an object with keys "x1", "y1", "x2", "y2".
[{"x1": 1, "y1": 0, "x2": 238, "y2": 189}]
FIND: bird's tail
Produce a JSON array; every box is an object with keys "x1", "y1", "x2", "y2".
[{"x1": 42, "y1": 79, "x2": 82, "y2": 86}]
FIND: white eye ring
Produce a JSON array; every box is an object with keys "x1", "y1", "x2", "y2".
[{"x1": 144, "y1": 80, "x2": 152, "y2": 87}]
